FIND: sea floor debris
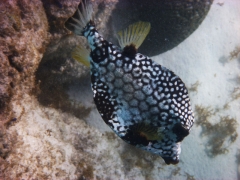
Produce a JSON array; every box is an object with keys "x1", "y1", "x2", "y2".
[{"x1": 195, "y1": 105, "x2": 238, "y2": 157}]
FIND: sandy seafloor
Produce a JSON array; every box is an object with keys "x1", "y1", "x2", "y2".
[
  {"x1": 5, "y1": 0, "x2": 240, "y2": 179},
  {"x1": 151, "y1": 0, "x2": 240, "y2": 179}
]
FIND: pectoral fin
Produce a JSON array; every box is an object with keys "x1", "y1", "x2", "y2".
[{"x1": 71, "y1": 44, "x2": 91, "y2": 67}]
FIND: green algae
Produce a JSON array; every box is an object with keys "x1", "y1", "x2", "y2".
[
  {"x1": 188, "y1": 81, "x2": 201, "y2": 93},
  {"x1": 229, "y1": 46, "x2": 240, "y2": 60},
  {"x1": 195, "y1": 105, "x2": 238, "y2": 157}
]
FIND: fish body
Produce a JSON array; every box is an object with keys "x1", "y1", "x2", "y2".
[{"x1": 65, "y1": 0, "x2": 194, "y2": 165}]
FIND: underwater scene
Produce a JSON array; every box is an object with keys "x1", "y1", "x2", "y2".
[{"x1": 0, "y1": 0, "x2": 240, "y2": 179}]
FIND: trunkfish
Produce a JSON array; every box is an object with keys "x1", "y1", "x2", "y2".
[{"x1": 65, "y1": 0, "x2": 194, "y2": 165}]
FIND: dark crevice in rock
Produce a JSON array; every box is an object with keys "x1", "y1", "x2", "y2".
[
  {"x1": 0, "y1": 94, "x2": 10, "y2": 111},
  {"x1": 35, "y1": 35, "x2": 93, "y2": 120},
  {"x1": 9, "y1": 82, "x2": 14, "y2": 89},
  {"x1": 8, "y1": 54, "x2": 23, "y2": 73}
]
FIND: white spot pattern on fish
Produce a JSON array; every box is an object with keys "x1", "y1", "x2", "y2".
[{"x1": 65, "y1": 0, "x2": 194, "y2": 165}]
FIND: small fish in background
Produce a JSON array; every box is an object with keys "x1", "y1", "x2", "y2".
[{"x1": 65, "y1": 0, "x2": 194, "y2": 165}]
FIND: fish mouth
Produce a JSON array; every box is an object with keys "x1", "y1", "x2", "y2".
[{"x1": 162, "y1": 156, "x2": 179, "y2": 165}]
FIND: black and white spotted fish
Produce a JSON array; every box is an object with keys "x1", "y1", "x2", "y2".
[{"x1": 65, "y1": 0, "x2": 194, "y2": 165}]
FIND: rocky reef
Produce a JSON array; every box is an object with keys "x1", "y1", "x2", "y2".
[{"x1": 0, "y1": 0, "x2": 49, "y2": 172}]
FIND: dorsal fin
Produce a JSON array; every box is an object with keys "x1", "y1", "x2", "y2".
[
  {"x1": 117, "y1": 21, "x2": 151, "y2": 49},
  {"x1": 71, "y1": 44, "x2": 91, "y2": 67}
]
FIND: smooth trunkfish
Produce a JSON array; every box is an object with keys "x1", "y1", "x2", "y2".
[{"x1": 65, "y1": 0, "x2": 194, "y2": 165}]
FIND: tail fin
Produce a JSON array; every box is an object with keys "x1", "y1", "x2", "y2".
[{"x1": 65, "y1": 0, "x2": 93, "y2": 36}]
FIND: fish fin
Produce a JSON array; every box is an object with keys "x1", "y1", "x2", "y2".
[
  {"x1": 117, "y1": 21, "x2": 151, "y2": 49},
  {"x1": 65, "y1": 0, "x2": 93, "y2": 36},
  {"x1": 71, "y1": 44, "x2": 91, "y2": 67},
  {"x1": 124, "y1": 122, "x2": 163, "y2": 146},
  {"x1": 136, "y1": 122, "x2": 163, "y2": 141}
]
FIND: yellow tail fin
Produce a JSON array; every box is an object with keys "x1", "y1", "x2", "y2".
[
  {"x1": 71, "y1": 44, "x2": 90, "y2": 67},
  {"x1": 117, "y1": 21, "x2": 151, "y2": 49},
  {"x1": 65, "y1": 0, "x2": 93, "y2": 35}
]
